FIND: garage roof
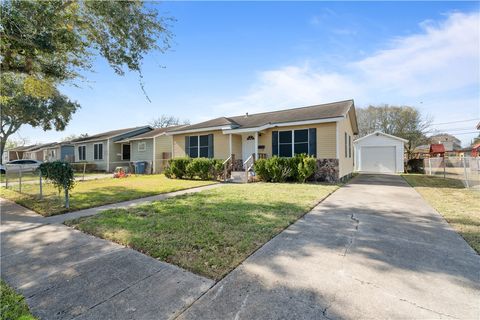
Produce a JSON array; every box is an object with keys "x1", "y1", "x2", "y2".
[{"x1": 354, "y1": 131, "x2": 408, "y2": 143}]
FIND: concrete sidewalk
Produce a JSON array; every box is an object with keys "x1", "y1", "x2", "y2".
[
  {"x1": 179, "y1": 174, "x2": 480, "y2": 319},
  {"x1": 1, "y1": 199, "x2": 214, "y2": 320},
  {"x1": 43, "y1": 183, "x2": 221, "y2": 224}
]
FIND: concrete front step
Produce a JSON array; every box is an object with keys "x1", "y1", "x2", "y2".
[{"x1": 230, "y1": 171, "x2": 249, "y2": 183}]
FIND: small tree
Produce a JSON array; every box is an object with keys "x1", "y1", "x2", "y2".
[{"x1": 39, "y1": 161, "x2": 75, "y2": 208}]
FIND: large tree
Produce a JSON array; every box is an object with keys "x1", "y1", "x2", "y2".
[
  {"x1": 149, "y1": 114, "x2": 190, "y2": 128},
  {"x1": 0, "y1": 0, "x2": 173, "y2": 162},
  {"x1": 0, "y1": 74, "x2": 80, "y2": 163},
  {"x1": 357, "y1": 105, "x2": 431, "y2": 158}
]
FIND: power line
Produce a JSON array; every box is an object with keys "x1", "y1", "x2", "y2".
[{"x1": 430, "y1": 118, "x2": 480, "y2": 126}]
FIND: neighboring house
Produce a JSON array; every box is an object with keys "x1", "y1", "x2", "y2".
[
  {"x1": 430, "y1": 144, "x2": 445, "y2": 157},
  {"x1": 2, "y1": 145, "x2": 35, "y2": 163},
  {"x1": 23, "y1": 143, "x2": 58, "y2": 161},
  {"x1": 429, "y1": 133, "x2": 461, "y2": 151},
  {"x1": 115, "y1": 126, "x2": 185, "y2": 173},
  {"x1": 71, "y1": 126, "x2": 153, "y2": 172},
  {"x1": 168, "y1": 100, "x2": 358, "y2": 181},
  {"x1": 41, "y1": 142, "x2": 75, "y2": 162},
  {"x1": 354, "y1": 131, "x2": 408, "y2": 174}
]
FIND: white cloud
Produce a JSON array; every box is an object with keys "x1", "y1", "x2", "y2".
[{"x1": 212, "y1": 11, "x2": 480, "y2": 144}]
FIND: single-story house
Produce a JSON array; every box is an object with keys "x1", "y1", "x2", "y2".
[
  {"x1": 41, "y1": 142, "x2": 75, "y2": 162},
  {"x1": 115, "y1": 126, "x2": 185, "y2": 173},
  {"x1": 23, "y1": 143, "x2": 58, "y2": 161},
  {"x1": 354, "y1": 131, "x2": 408, "y2": 174},
  {"x1": 71, "y1": 126, "x2": 153, "y2": 172},
  {"x1": 168, "y1": 99, "x2": 358, "y2": 181},
  {"x1": 430, "y1": 144, "x2": 445, "y2": 157},
  {"x1": 2, "y1": 145, "x2": 36, "y2": 163}
]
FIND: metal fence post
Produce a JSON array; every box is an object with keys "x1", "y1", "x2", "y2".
[
  {"x1": 19, "y1": 166, "x2": 22, "y2": 193},
  {"x1": 463, "y1": 157, "x2": 469, "y2": 188},
  {"x1": 39, "y1": 170, "x2": 43, "y2": 199},
  {"x1": 443, "y1": 156, "x2": 446, "y2": 179}
]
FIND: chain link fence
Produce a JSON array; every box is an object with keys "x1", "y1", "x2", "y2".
[
  {"x1": 424, "y1": 156, "x2": 480, "y2": 188},
  {"x1": 2, "y1": 164, "x2": 45, "y2": 197}
]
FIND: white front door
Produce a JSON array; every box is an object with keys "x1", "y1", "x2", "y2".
[{"x1": 242, "y1": 134, "x2": 256, "y2": 167}]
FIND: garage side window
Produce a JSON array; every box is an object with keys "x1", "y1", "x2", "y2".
[
  {"x1": 348, "y1": 135, "x2": 352, "y2": 158},
  {"x1": 344, "y1": 132, "x2": 348, "y2": 158}
]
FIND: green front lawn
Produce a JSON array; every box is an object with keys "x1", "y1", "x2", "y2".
[
  {"x1": 0, "y1": 175, "x2": 215, "y2": 216},
  {"x1": 66, "y1": 183, "x2": 338, "y2": 280},
  {"x1": 402, "y1": 174, "x2": 479, "y2": 253},
  {"x1": 1, "y1": 280, "x2": 36, "y2": 320}
]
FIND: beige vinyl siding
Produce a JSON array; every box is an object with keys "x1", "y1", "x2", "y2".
[
  {"x1": 259, "y1": 122, "x2": 337, "y2": 159},
  {"x1": 154, "y1": 135, "x2": 173, "y2": 173},
  {"x1": 231, "y1": 134, "x2": 242, "y2": 160},
  {"x1": 172, "y1": 130, "x2": 230, "y2": 160},
  {"x1": 337, "y1": 115, "x2": 355, "y2": 178}
]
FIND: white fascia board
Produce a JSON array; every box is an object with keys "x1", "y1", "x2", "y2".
[
  {"x1": 223, "y1": 116, "x2": 345, "y2": 134},
  {"x1": 354, "y1": 131, "x2": 408, "y2": 144},
  {"x1": 166, "y1": 126, "x2": 235, "y2": 135},
  {"x1": 72, "y1": 138, "x2": 109, "y2": 145}
]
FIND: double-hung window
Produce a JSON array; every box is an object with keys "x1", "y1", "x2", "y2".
[
  {"x1": 78, "y1": 146, "x2": 86, "y2": 161},
  {"x1": 275, "y1": 129, "x2": 315, "y2": 157},
  {"x1": 279, "y1": 131, "x2": 293, "y2": 157},
  {"x1": 93, "y1": 143, "x2": 103, "y2": 160},
  {"x1": 186, "y1": 134, "x2": 213, "y2": 158}
]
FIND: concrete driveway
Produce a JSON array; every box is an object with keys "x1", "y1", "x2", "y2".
[
  {"x1": 180, "y1": 174, "x2": 480, "y2": 319},
  {"x1": 1, "y1": 199, "x2": 213, "y2": 320}
]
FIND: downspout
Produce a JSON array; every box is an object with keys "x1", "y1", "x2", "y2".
[
  {"x1": 153, "y1": 137, "x2": 156, "y2": 173},
  {"x1": 106, "y1": 138, "x2": 110, "y2": 172}
]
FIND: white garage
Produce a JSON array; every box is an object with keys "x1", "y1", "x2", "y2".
[{"x1": 354, "y1": 131, "x2": 408, "y2": 173}]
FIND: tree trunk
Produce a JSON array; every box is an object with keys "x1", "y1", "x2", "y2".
[
  {"x1": 65, "y1": 188, "x2": 70, "y2": 209},
  {"x1": 0, "y1": 135, "x2": 9, "y2": 165}
]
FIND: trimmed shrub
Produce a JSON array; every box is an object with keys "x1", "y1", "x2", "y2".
[
  {"x1": 39, "y1": 161, "x2": 75, "y2": 208},
  {"x1": 187, "y1": 158, "x2": 213, "y2": 180},
  {"x1": 166, "y1": 158, "x2": 224, "y2": 180},
  {"x1": 169, "y1": 158, "x2": 190, "y2": 179},
  {"x1": 297, "y1": 155, "x2": 317, "y2": 182},
  {"x1": 253, "y1": 154, "x2": 316, "y2": 183}
]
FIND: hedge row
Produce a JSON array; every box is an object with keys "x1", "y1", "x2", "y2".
[
  {"x1": 164, "y1": 158, "x2": 224, "y2": 180},
  {"x1": 254, "y1": 155, "x2": 316, "y2": 183}
]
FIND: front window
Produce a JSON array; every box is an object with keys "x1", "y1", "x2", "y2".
[
  {"x1": 78, "y1": 146, "x2": 86, "y2": 161},
  {"x1": 279, "y1": 131, "x2": 292, "y2": 157},
  {"x1": 187, "y1": 135, "x2": 211, "y2": 158},
  {"x1": 278, "y1": 129, "x2": 310, "y2": 157},
  {"x1": 94, "y1": 143, "x2": 103, "y2": 160}
]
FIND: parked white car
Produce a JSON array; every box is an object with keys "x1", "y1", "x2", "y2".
[{"x1": 5, "y1": 159, "x2": 43, "y2": 173}]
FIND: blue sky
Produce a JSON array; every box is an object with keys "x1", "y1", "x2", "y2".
[{"x1": 18, "y1": 1, "x2": 480, "y2": 146}]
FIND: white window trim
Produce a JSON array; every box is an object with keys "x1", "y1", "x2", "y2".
[
  {"x1": 121, "y1": 143, "x2": 131, "y2": 160},
  {"x1": 93, "y1": 143, "x2": 104, "y2": 161},
  {"x1": 278, "y1": 129, "x2": 309, "y2": 157},
  {"x1": 138, "y1": 142, "x2": 146, "y2": 152},
  {"x1": 78, "y1": 145, "x2": 87, "y2": 161}
]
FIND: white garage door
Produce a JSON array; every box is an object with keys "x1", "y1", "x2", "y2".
[{"x1": 360, "y1": 146, "x2": 396, "y2": 173}]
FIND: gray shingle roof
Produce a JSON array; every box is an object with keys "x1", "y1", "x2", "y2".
[
  {"x1": 115, "y1": 125, "x2": 186, "y2": 142},
  {"x1": 169, "y1": 100, "x2": 356, "y2": 133},
  {"x1": 71, "y1": 126, "x2": 151, "y2": 143}
]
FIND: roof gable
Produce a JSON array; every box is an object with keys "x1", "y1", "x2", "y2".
[{"x1": 354, "y1": 131, "x2": 408, "y2": 143}]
